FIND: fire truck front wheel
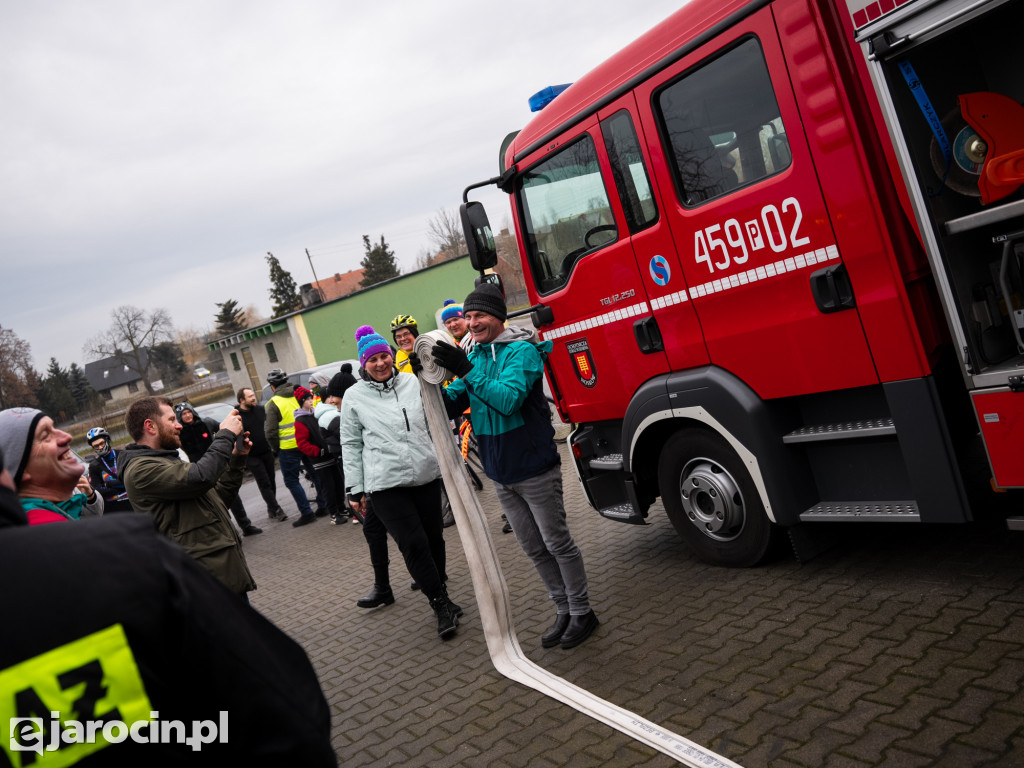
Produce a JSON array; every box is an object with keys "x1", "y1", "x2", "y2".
[{"x1": 658, "y1": 429, "x2": 777, "y2": 567}]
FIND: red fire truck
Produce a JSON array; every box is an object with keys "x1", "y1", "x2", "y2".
[{"x1": 459, "y1": 0, "x2": 1024, "y2": 566}]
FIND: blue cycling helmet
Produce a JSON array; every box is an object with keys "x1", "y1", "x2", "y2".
[{"x1": 86, "y1": 427, "x2": 110, "y2": 446}]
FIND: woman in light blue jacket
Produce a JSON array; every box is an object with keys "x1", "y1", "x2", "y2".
[{"x1": 341, "y1": 325, "x2": 461, "y2": 640}]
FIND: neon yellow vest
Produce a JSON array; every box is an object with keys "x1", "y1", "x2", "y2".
[{"x1": 271, "y1": 394, "x2": 300, "y2": 450}]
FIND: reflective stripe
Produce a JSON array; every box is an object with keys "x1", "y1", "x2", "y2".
[
  {"x1": 0, "y1": 624, "x2": 152, "y2": 766},
  {"x1": 271, "y1": 395, "x2": 300, "y2": 450}
]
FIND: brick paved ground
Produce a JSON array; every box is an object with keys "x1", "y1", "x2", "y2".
[{"x1": 236, "y1": 449, "x2": 1024, "y2": 767}]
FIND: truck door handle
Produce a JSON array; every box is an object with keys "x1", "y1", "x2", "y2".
[
  {"x1": 810, "y1": 263, "x2": 856, "y2": 313},
  {"x1": 634, "y1": 316, "x2": 664, "y2": 354}
]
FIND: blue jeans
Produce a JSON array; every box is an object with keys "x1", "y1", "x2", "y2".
[
  {"x1": 278, "y1": 449, "x2": 313, "y2": 517},
  {"x1": 493, "y1": 465, "x2": 590, "y2": 615}
]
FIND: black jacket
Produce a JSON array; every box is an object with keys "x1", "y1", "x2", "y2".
[
  {"x1": 0, "y1": 515, "x2": 335, "y2": 765},
  {"x1": 88, "y1": 449, "x2": 135, "y2": 512},
  {"x1": 238, "y1": 403, "x2": 273, "y2": 457},
  {"x1": 176, "y1": 405, "x2": 216, "y2": 463}
]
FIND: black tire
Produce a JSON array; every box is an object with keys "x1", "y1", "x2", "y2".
[{"x1": 658, "y1": 428, "x2": 777, "y2": 567}]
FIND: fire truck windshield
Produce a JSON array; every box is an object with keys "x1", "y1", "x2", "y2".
[{"x1": 519, "y1": 134, "x2": 618, "y2": 294}]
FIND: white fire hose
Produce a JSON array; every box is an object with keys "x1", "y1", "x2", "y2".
[{"x1": 413, "y1": 331, "x2": 741, "y2": 768}]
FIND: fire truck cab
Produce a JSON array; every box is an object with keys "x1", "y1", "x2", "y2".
[{"x1": 460, "y1": 0, "x2": 1024, "y2": 566}]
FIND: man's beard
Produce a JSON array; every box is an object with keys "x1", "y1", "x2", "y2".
[{"x1": 157, "y1": 426, "x2": 181, "y2": 451}]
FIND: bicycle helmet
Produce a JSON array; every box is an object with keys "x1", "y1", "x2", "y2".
[
  {"x1": 86, "y1": 427, "x2": 111, "y2": 445},
  {"x1": 266, "y1": 368, "x2": 289, "y2": 386},
  {"x1": 390, "y1": 314, "x2": 419, "y2": 338}
]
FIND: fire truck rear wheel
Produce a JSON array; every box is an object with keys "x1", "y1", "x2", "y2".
[{"x1": 658, "y1": 429, "x2": 776, "y2": 567}]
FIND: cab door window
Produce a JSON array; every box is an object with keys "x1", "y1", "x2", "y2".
[
  {"x1": 601, "y1": 109, "x2": 658, "y2": 233},
  {"x1": 656, "y1": 37, "x2": 791, "y2": 207},
  {"x1": 519, "y1": 135, "x2": 618, "y2": 295}
]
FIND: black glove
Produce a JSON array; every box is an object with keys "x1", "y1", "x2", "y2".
[
  {"x1": 432, "y1": 340, "x2": 473, "y2": 378},
  {"x1": 409, "y1": 352, "x2": 423, "y2": 375}
]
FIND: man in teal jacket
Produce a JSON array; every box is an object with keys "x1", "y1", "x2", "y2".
[{"x1": 433, "y1": 283, "x2": 599, "y2": 650}]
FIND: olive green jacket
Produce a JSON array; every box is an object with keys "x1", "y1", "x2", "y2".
[{"x1": 120, "y1": 432, "x2": 256, "y2": 594}]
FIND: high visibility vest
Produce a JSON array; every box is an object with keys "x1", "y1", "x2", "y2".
[{"x1": 271, "y1": 394, "x2": 300, "y2": 450}]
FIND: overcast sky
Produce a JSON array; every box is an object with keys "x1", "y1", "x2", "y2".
[{"x1": 1, "y1": 1, "x2": 683, "y2": 371}]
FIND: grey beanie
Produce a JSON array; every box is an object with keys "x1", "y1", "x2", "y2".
[
  {"x1": 308, "y1": 371, "x2": 332, "y2": 391},
  {"x1": 0, "y1": 407, "x2": 44, "y2": 487},
  {"x1": 463, "y1": 283, "x2": 507, "y2": 322}
]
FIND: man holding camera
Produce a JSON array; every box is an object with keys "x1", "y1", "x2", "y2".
[{"x1": 120, "y1": 396, "x2": 257, "y2": 598}]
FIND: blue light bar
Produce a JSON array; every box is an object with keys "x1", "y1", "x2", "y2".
[{"x1": 528, "y1": 84, "x2": 572, "y2": 112}]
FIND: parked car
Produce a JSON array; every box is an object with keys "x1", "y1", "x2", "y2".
[
  {"x1": 259, "y1": 360, "x2": 359, "y2": 404},
  {"x1": 194, "y1": 401, "x2": 238, "y2": 424},
  {"x1": 193, "y1": 366, "x2": 211, "y2": 379}
]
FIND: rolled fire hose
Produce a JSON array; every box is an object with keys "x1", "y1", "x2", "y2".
[{"x1": 413, "y1": 331, "x2": 741, "y2": 768}]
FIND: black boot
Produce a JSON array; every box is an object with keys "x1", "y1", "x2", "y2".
[
  {"x1": 356, "y1": 584, "x2": 394, "y2": 609},
  {"x1": 560, "y1": 610, "x2": 599, "y2": 649},
  {"x1": 541, "y1": 613, "x2": 570, "y2": 648},
  {"x1": 429, "y1": 594, "x2": 458, "y2": 639},
  {"x1": 441, "y1": 583, "x2": 463, "y2": 618}
]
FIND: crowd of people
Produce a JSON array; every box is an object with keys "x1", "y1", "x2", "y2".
[{"x1": 0, "y1": 287, "x2": 601, "y2": 760}]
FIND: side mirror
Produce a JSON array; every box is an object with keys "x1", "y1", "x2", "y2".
[
  {"x1": 460, "y1": 201, "x2": 498, "y2": 271},
  {"x1": 474, "y1": 272, "x2": 504, "y2": 296}
]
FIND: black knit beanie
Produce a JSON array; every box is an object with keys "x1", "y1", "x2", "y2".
[
  {"x1": 326, "y1": 370, "x2": 357, "y2": 399},
  {"x1": 463, "y1": 283, "x2": 507, "y2": 322}
]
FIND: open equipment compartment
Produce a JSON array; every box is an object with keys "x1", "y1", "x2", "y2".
[{"x1": 871, "y1": 0, "x2": 1024, "y2": 385}]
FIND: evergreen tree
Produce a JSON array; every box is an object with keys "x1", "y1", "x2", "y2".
[
  {"x1": 41, "y1": 358, "x2": 77, "y2": 422},
  {"x1": 359, "y1": 234, "x2": 401, "y2": 289},
  {"x1": 150, "y1": 342, "x2": 190, "y2": 388},
  {"x1": 214, "y1": 299, "x2": 247, "y2": 335},
  {"x1": 68, "y1": 363, "x2": 100, "y2": 413},
  {"x1": 46, "y1": 358, "x2": 69, "y2": 389},
  {"x1": 266, "y1": 252, "x2": 302, "y2": 317}
]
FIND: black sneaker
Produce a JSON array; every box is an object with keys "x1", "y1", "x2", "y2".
[
  {"x1": 292, "y1": 514, "x2": 317, "y2": 528},
  {"x1": 270, "y1": 509, "x2": 288, "y2": 521},
  {"x1": 242, "y1": 525, "x2": 263, "y2": 536},
  {"x1": 314, "y1": 508, "x2": 329, "y2": 518}
]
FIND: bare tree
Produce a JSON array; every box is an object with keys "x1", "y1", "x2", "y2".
[
  {"x1": 241, "y1": 304, "x2": 269, "y2": 326},
  {"x1": 84, "y1": 306, "x2": 174, "y2": 394},
  {"x1": 426, "y1": 208, "x2": 466, "y2": 262},
  {"x1": 413, "y1": 246, "x2": 436, "y2": 271},
  {"x1": 175, "y1": 326, "x2": 209, "y2": 368},
  {"x1": 495, "y1": 226, "x2": 528, "y2": 307},
  {"x1": 0, "y1": 325, "x2": 36, "y2": 409}
]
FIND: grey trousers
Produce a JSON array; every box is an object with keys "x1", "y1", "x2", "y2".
[{"x1": 493, "y1": 465, "x2": 591, "y2": 615}]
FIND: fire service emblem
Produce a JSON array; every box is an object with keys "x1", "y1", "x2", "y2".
[{"x1": 567, "y1": 339, "x2": 598, "y2": 388}]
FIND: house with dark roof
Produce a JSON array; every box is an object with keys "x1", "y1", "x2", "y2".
[{"x1": 83, "y1": 351, "x2": 150, "y2": 402}]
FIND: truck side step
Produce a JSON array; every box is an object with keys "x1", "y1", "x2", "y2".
[
  {"x1": 597, "y1": 503, "x2": 646, "y2": 525},
  {"x1": 800, "y1": 501, "x2": 920, "y2": 522},
  {"x1": 1007, "y1": 517, "x2": 1024, "y2": 532},
  {"x1": 783, "y1": 418, "x2": 895, "y2": 443},
  {"x1": 588, "y1": 453, "x2": 623, "y2": 471}
]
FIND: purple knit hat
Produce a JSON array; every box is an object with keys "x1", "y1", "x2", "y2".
[{"x1": 355, "y1": 326, "x2": 392, "y2": 368}]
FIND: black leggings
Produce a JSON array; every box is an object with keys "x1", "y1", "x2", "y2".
[
  {"x1": 314, "y1": 462, "x2": 345, "y2": 516},
  {"x1": 369, "y1": 479, "x2": 446, "y2": 599}
]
